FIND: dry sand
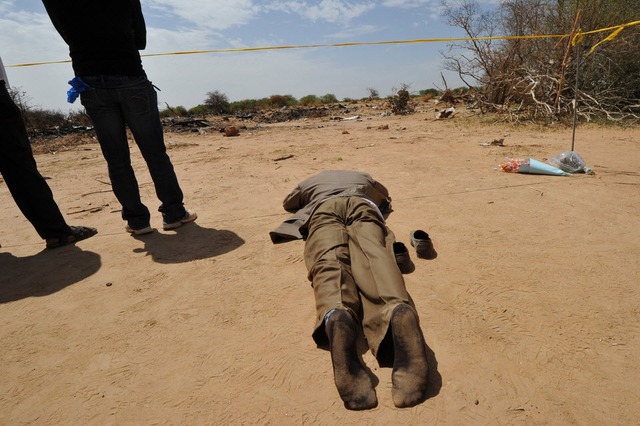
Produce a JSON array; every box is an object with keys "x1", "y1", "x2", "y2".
[{"x1": 1, "y1": 106, "x2": 639, "y2": 424}]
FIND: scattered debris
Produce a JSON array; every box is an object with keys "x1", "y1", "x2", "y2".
[
  {"x1": 436, "y1": 107, "x2": 456, "y2": 119},
  {"x1": 331, "y1": 115, "x2": 360, "y2": 121},
  {"x1": 480, "y1": 138, "x2": 505, "y2": 146},
  {"x1": 165, "y1": 118, "x2": 210, "y2": 128},
  {"x1": 440, "y1": 89, "x2": 458, "y2": 105},
  {"x1": 81, "y1": 189, "x2": 112, "y2": 197},
  {"x1": 68, "y1": 204, "x2": 109, "y2": 215},
  {"x1": 167, "y1": 141, "x2": 200, "y2": 149},
  {"x1": 224, "y1": 126, "x2": 240, "y2": 137},
  {"x1": 273, "y1": 154, "x2": 294, "y2": 161}
]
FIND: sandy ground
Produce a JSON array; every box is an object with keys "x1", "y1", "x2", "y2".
[{"x1": 1, "y1": 106, "x2": 639, "y2": 425}]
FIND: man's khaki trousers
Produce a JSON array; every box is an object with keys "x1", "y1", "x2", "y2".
[{"x1": 304, "y1": 196, "x2": 415, "y2": 361}]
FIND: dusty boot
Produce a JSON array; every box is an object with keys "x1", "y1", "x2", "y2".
[
  {"x1": 390, "y1": 304, "x2": 429, "y2": 408},
  {"x1": 325, "y1": 309, "x2": 377, "y2": 410}
]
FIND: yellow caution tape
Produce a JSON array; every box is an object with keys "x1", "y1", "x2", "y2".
[
  {"x1": 573, "y1": 19, "x2": 640, "y2": 51},
  {"x1": 580, "y1": 19, "x2": 640, "y2": 36},
  {"x1": 6, "y1": 20, "x2": 640, "y2": 68},
  {"x1": 571, "y1": 30, "x2": 584, "y2": 46},
  {"x1": 586, "y1": 26, "x2": 625, "y2": 55}
]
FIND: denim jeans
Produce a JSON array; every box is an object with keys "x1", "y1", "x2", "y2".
[{"x1": 80, "y1": 76, "x2": 185, "y2": 228}]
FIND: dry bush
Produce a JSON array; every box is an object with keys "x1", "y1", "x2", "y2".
[{"x1": 441, "y1": 0, "x2": 640, "y2": 123}]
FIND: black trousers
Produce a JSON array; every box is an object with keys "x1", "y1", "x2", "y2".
[{"x1": 0, "y1": 81, "x2": 69, "y2": 239}]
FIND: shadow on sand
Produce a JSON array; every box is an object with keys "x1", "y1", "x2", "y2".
[
  {"x1": 131, "y1": 223, "x2": 245, "y2": 264},
  {"x1": 423, "y1": 340, "x2": 442, "y2": 400},
  {"x1": 0, "y1": 246, "x2": 101, "y2": 304}
]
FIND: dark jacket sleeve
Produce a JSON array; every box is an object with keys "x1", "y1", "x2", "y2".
[
  {"x1": 269, "y1": 185, "x2": 308, "y2": 243},
  {"x1": 42, "y1": 0, "x2": 72, "y2": 45},
  {"x1": 131, "y1": 0, "x2": 147, "y2": 50},
  {"x1": 282, "y1": 185, "x2": 304, "y2": 213}
]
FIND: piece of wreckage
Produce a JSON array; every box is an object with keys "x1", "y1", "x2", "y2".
[{"x1": 436, "y1": 106, "x2": 456, "y2": 119}]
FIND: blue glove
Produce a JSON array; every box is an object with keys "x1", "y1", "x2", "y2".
[{"x1": 66, "y1": 77, "x2": 91, "y2": 103}]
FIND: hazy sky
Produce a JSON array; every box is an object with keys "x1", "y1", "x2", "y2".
[{"x1": 1, "y1": 0, "x2": 499, "y2": 112}]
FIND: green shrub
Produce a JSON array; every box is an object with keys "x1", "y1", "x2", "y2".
[
  {"x1": 419, "y1": 88, "x2": 441, "y2": 97},
  {"x1": 229, "y1": 99, "x2": 259, "y2": 114},
  {"x1": 160, "y1": 105, "x2": 189, "y2": 118},
  {"x1": 204, "y1": 90, "x2": 230, "y2": 114},
  {"x1": 320, "y1": 93, "x2": 338, "y2": 104},
  {"x1": 255, "y1": 98, "x2": 273, "y2": 110},
  {"x1": 299, "y1": 94, "x2": 320, "y2": 106},
  {"x1": 390, "y1": 88, "x2": 412, "y2": 115},
  {"x1": 270, "y1": 94, "x2": 298, "y2": 108},
  {"x1": 188, "y1": 104, "x2": 211, "y2": 117}
]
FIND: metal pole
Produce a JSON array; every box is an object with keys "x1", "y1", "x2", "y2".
[
  {"x1": 571, "y1": 50, "x2": 580, "y2": 150},
  {"x1": 571, "y1": 0, "x2": 580, "y2": 151}
]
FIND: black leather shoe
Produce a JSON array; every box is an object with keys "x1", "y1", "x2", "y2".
[
  {"x1": 393, "y1": 242, "x2": 415, "y2": 274},
  {"x1": 410, "y1": 230, "x2": 437, "y2": 260}
]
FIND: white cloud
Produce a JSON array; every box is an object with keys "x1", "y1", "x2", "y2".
[
  {"x1": 146, "y1": 27, "x2": 219, "y2": 53},
  {"x1": 327, "y1": 24, "x2": 380, "y2": 39},
  {"x1": 144, "y1": 0, "x2": 260, "y2": 30},
  {"x1": 2, "y1": 0, "x2": 465, "y2": 112},
  {"x1": 143, "y1": 46, "x2": 460, "y2": 109},
  {"x1": 382, "y1": 0, "x2": 433, "y2": 7},
  {"x1": 265, "y1": 0, "x2": 375, "y2": 24},
  {"x1": 440, "y1": 0, "x2": 501, "y2": 6},
  {"x1": 0, "y1": 9, "x2": 67, "y2": 63}
]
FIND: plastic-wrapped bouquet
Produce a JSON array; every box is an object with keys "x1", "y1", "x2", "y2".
[
  {"x1": 498, "y1": 157, "x2": 570, "y2": 176},
  {"x1": 499, "y1": 158, "x2": 528, "y2": 173},
  {"x1": 547, "y1": 151, "x2": 593, "y2": 174}
]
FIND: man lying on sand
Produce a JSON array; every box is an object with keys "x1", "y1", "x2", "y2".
[{"x1": 271, "y1": 170, "x2": 434, "y2": 410}]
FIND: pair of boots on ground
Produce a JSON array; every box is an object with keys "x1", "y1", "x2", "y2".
[{"x1": 325, "y1": 304, "x2": 430, "y2": 410}]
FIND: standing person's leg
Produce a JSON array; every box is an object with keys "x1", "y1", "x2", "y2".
[
  {"x1": 304, "y1": 198, "x2": 377, "y2": 410},
  {"x1": 80, "y1": 79, "x2": 151, "y2": 231},
  {"x1": 118, "y1": 77, "x2": 188, "y2": 224},
  {"x1": 0, "y1": 81, "x2": 70, "y2": 239},
  {"x1": 344, "y1": 197, "x2": 429, "y2": 408}
]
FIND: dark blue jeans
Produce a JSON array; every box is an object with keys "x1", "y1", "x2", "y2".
[{"x1": 80, "y1": 76, "x2": 185, "y2": 228}]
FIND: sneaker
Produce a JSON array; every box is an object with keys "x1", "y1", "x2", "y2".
[
  {"x1": 162, "y1": 209, "x2": 197, "y2": 230},
  {"x1": 125, "y1": 224, "x2": 155, "y2": 235}
]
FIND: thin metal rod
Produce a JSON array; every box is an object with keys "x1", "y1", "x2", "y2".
[
  {"x1": 571, "y1": 1, "x2": 581, "y2": 151},
  {"x1": 571, "y1": 46, "x2": 580, "y2": 151}
]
